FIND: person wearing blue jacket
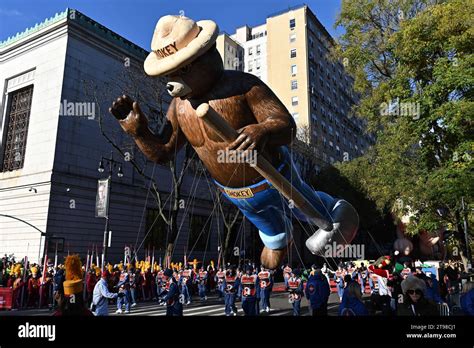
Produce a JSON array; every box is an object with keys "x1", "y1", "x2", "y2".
[
  {"x1": 92, "y1": 271, "x2": 119, "y2": 316},
  {"x1": 339, "y1": 281, "x2": 368, "y2": 316},
  {"x1": 159, "y1": 269, "x2": 183, "y2": 316},
  {"x1": 425, "y1": 274, "x2": 443, "y2": 304},
  {"x1": 305, "y1": 269, "x2": 330, "y2": 316},
  {"x1": 460, "y1": 282, "x2": 474, "y2": 316}
]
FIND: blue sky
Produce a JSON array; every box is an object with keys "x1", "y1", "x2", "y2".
[{"x1": 0, "y1": 0, "x2": 343, "y2": 49}]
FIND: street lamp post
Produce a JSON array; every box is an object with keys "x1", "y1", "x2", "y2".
[{"x1": 98, "y1": 152, "x2": 124, "y2": 270}]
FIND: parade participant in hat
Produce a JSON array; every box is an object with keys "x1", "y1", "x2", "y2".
[
  {"x1": 39, "y1": 269, "x2": 53, "y2": 308},
  {"x1": 115, "y1": 266, "x2": 131, "y2": 314},
  {"x1": 53, "y1": 255, "x2": 93, "y2": 316},
  {"x1": 92, "y1": 270, "x2": 121, "y2": 316},
  {"x1": 223, "y1": 266, "x2": 239, "y2": 316},
  {"x1": 27, "y1": 266, "x2": 41, "y2": 308},
  {"x1": 196, "y1": 266, "x2": 208, "y2": 301},
  {"x1": 258, "y1": 266, "x2": 272, "y2": 313},
  {"x1": 287, "y1": 269, "x2": 303, "y2": 316},
  {"x1": 240, "y1": 265, "x2": 258, "y2": 316},
  {"x1": 159, "y1": 268, "x2": 183, "y2": 316},
  {"x1": 11, "y1": 264, "x2": 24, "y2": 309},
  {"x1": 109, "y1": 14, "x2": 359, "y2": 271},
  {"x1": 181, "y1": 266, "x2": 192, "y2": 305},
  {"x1": 215, "y1": 266, "x2": 226, "y2": 300}
]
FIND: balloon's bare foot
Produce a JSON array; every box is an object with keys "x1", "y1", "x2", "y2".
[{"x1": 260, "y1": 247, "x2": 287, "y2": 270}]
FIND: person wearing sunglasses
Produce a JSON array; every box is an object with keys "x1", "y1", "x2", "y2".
[{"x1": 397, "y1": 275, "x2": 439, "y2": 316}]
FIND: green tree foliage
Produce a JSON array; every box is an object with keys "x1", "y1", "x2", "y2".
[{"x1": 333, "y1": 0, "x2": 473, "y2": 239}]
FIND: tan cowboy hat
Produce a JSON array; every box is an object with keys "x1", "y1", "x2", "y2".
[{"x1": 144, "y1": 15, "x2": 219, "y2": 77}]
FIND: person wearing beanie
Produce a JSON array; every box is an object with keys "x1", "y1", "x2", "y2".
[
  {"x1": 53, "y1": 255, "x2": 93, "y2": 316},
  {"x1": 158, "y1": 268, "x2": 183, "y2": 316},
  {"x1": 397, "y1": 275, "x2": 438, "y2": 316},
  {"x1": 92, "y1": 270, "x2": 120, "y2": 316}
]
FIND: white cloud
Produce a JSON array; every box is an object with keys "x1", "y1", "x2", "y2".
[{"x1": 0, "y1": 9, "x2": 22, "y2": 16}]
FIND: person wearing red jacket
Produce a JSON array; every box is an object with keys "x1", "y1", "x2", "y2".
[
  {"x1": 86, "y1": 268, "x2": 97, "y2": 307},
  {"x1": 27, "y1": 268, "x2": 40, "y2": 308}
]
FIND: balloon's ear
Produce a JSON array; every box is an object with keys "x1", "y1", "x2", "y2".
[{"x1": 305, "y1": 200, "x2": 359, "y2": 256}]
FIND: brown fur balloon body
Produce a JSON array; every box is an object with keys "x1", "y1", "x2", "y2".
[{"x1": 110, "y1": 15, "x2": 359, "y2": 269}]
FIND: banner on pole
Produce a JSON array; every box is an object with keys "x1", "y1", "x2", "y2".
[{"x1": 95, "y1": 178, "x2": 110, "y2": 218}]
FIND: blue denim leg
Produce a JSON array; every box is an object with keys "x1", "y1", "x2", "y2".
[
  {"x1": 214, "y1": 146, "x2": 337, "y2": 250},
  {"x1": 293, "y1": 299, "x2": 301, "y2": 316},
  {"x1": 123, "y1": 290, "x2": 130, "y2": 311}
]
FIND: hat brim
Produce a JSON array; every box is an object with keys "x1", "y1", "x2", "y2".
[{"x1": 144, "y1": 20, "x2": 219, "y2": 77}]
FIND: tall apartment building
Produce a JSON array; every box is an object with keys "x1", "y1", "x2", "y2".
[
  {"x1": 216, "y1": 32, "x2": 244, "y2": 71},
  {"x1": 223, "y1": 5, "x2": 375, "y2": 167},
  {"x1": 231, "y1": 24, "x2": 268, "y2": 83}
]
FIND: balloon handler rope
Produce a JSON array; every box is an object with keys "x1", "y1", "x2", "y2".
[{"x1": 195, "y1": 103, "x2": 333, "y2": 232}]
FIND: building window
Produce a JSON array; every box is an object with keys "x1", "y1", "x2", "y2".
[
  {"x1": 256, "y1": 59, "x2": 261, "y2": 70},
  {"x1": 291, "y1": 64, "x2": 297, "y2": 76},
  {"x1": 292, "y1": 112, "x2": 299, "y2": 121},
  {"x1": 256, "y1": 44, "x2": 261, "y2": 55},
  {"x1": 2, "y1": 85, "x2": 34, "y2": 172},
  {"x1": 289, "y1": 18, "x2": 296, "y2": 29},
  {"x1": 289, "y1": 33, "x2": 296, "y2": 42},
  {"x1": 145, "y1": 208, "x2": 168, "y2": 249},
  {"x1": 248, "y1": 61, "x2": 253, "y2": 72},
  {"x1": 291, "y1": 96, "x2": 299, "y2": 106},
  {"x1": 290, "y1": 48, "x2": 297, "y2": 58},
  {"x1": 249, "y1": 47, "x2": 253, "y2": 56},
  {"x1": 188, "y1": 214, "x2": 211, "y2": 251},
  {"x1": 291, "y1": 80, "x2": 298, "y2": 90}
]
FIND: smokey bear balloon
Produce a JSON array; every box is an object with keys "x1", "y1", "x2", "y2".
[{"x1": 109, "y1": 15, "x2": 359, "y2": 269}]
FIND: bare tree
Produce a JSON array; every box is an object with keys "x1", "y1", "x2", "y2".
[
  {"x1": 83, "y1": 61, "x2": 194, "y2": 266},
  {"x1": 215, "y1": 190, "x2": 241, "y2": 265}
]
